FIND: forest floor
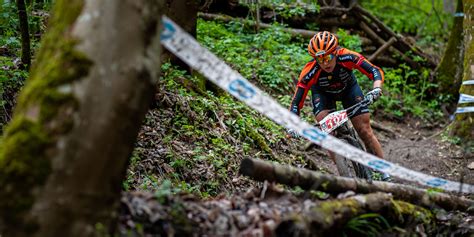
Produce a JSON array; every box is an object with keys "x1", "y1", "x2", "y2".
[{"x1": 118, "y1": 107, "x2": 474, "y2": 236}]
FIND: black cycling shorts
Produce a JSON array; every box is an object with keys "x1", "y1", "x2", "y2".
[{"x1": 310, "y1": 82, "x2": 369, "y2": 117}]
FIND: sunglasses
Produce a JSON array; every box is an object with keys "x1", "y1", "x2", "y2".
[{"x1": 315, "y1": 54, "x2": 335, "y2": 64}]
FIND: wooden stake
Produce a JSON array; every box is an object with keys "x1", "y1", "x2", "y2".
[{"x1": 369, "y1": 37, "x2": 397, "y2": 61}]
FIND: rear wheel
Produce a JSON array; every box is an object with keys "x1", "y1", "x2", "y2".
[
  {"x1": 334, "y1": 128, "x2": 373, "y2": 181},
  {"x1": 334, "y1": 154, "x2": 353, "y2": 178}
]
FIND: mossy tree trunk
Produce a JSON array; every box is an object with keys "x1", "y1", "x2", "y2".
[
  {"x1": 435, "y1": 0, "x2": 464, "y2": 97},
  {"x1": 0, "y1": 0, "x2": 163, "y2": 236},
  {"x1": 451, "y1": 0, "x2": 474, "y2": 141}
]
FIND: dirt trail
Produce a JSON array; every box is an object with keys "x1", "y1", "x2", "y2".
[
  {"x1": 302, "y1": 117, "x2": 473, "y2": 190},
  {"x1": 377, "y1": 119, "x2": 473, "y2": 186}
]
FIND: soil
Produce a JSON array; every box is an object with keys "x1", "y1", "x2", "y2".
[{"x1": 378, "y1": 118, "x2": 473, "y2": 188}]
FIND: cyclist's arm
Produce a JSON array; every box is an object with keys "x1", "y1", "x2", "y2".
[
  {"x1": 289, "y1": 60, "x2": 320, "y2": 115},
  {"x1": 339, "y1": 49, "x2": 384, "y2": 89},
  {"x1": 290, "y1": 86, "x2": 307, "y2": 115}
]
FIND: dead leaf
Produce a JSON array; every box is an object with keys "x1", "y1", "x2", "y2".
[{"x1": 467, "y1": 162, "x2": 474, "y2": 170}]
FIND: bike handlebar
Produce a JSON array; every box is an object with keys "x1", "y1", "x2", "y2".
[{"x1": 343, "y1": 96, "x2": 374, "y2": 118}]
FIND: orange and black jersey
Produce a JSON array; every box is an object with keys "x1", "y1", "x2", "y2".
[{"x1": 289, "y1": 47, "x2": 384, "y2": 115}]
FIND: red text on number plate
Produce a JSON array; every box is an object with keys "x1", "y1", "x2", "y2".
[{"x1": 319, "y1": 110, "x2": 348, "y2": 133}]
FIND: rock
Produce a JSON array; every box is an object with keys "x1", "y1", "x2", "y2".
[{"x1": 468, "y1": 162, "x2": 474, "y2": 170}]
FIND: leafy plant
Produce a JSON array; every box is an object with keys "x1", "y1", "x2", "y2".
[
  {"x1": 343, "y1": 213, "x2": 391, "y2": 237},
  {"x1": 154, "y1": 179, "x2": 182, "y2": 204},
  {"x1": 197, "y1": 18, "x2": 310, "y2": 94},
  {"x1": 337, "y1": 29, "x2": 362, "y2": 52},
  {"x1": 356, "y1": 64, "x2": 443, "y2": 120}
]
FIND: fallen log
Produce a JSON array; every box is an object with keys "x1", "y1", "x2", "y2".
[
  {"x1": 204, "y1": 2, "x2": 358, "y2": 28},
  {"x1": 369, "y1": 37, "x2": 397, "y2": 61},
  {"x1": 275, "y1": 192, "x2": 434, "y2": 236},
  {"x1": 239, "y1": 158, "x2": 474, "y2": 212},
  {"x1": 353, "y1": 4, "x2": 437, "y2": 67},
  {"x1": 198, "y1": 13, "x2": 318, "y2": 38},
  {"x1": 371, "y1": 55, "x2": 398, "y2": 67},
  {"x1": 359, "y1": 21, "x2": 419, "y2": 68}
]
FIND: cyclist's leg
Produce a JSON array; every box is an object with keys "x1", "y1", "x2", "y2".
[
  {"x1": 341, "y1": 82, "x2": 380, "y2": 156},
  {"x1": 311, "y1": 85, "x2": 336, "y2": 161},
  {"x1": 343, "y1": 83, "x2": 391, "y2": 180},
  {"x1": 351, "y1": 114, "x2": 383, "y2": 157},
  {"x1": 311, "y1": 85, "x2": 336, "y2": 121}
]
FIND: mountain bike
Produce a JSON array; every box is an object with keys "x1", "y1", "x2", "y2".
[{"x1": 314, "y1": 97, "x2": 375, "y2": 181}]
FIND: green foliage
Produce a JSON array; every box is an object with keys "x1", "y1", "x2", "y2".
[
  {"x1": 0, "y1": 1, "x2": 52, "y2": 130},
  {"x1": 357, "y1": 65, "x2": 444, "y2": 120},
  {"x1": 243, "y1": 1, "x2": 320, "y2": 20},
  {"x1": 361, "y1": 0, "x2": 452, "y2": 42},
  {"x1": 0, "y1": 2, "x2": 20, "y2": 50},
  {"x1": 154, "y1": 179, "x2": 182, "y2": 204},
  {"x1": 0, "y1": 57, "x2": 27, "y2": 119},
  {"x1": 337, "y1": 29, "x2": 362, "y2": 52},
  {"x1": 0, "y1": 1, "x2": 50, "y2": 53},
  {"x1": 273, "y1": 2, "x2": 319, "y2": 19},
  {"x1": 441, "y1": 132, "x2": 462, "y2": 145},
  {"x1": 197, "y1": 19, "x2": 310, "y2": 94},
  {"x1": 343, "y1": 213, "x2": 391, "y2": 237}
]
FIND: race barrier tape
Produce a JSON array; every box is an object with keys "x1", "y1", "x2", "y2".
[
  {"x1": 456, "y1": 106, "x2": 474, "y2": 114},
  {"x1": 463, "y1": 80, "x2": 474, "y2": 85},
  {"x1": 160, "y1": 16, "x2": 474, "y2": 193},
  {"x1": 459, "y1": 94, "x2": 474, "y2": 104}
]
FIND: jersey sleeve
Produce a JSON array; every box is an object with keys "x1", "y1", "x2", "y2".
[
  {"x1": 289, "y1": 60, "x2": 320, "y2": 115},
  {"x1": 338, "y1": 48, "x2": 384, "y2": 82}
]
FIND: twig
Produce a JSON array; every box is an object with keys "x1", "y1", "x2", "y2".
[
  {"x1": 212, "y1": 110, "x2": 227, "y2": 131},
  {"x1": 260, "y1": 180, "x2": 268, "y2": 199},
  {"x1": 370, "y1": 120, "x2": 396, "y2": 138}
]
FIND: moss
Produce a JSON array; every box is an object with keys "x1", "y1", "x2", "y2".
[
  {"x1": 451, "y1": 0, "x2": 474, "y2": 140},
  {"x1": 435, "y1": 0, "x2": 464, "y2": 96},
  {"x1": 232, "y1": 110, "x2": 274, "y2": 157},
  {"x1": 246, "y1": 125, "x2": 273, "y2": 155},
  {"x1": 313, "y1": 199, "x2": 360, "y2": 227},
  {"x1": 169, "y1": 203, "x2": 194, "y2": 235},
  {"x1": 0, "y1": 0, "x2": 93, "y2": 229},
  {"x1": 391, "y1": 200, "x2": 433, "y2": 224}
]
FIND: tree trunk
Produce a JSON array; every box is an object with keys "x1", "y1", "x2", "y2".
[
  {"x1": 0, "y1": 0, "x2": 163, "y2": 236},
  {"x1": 162, "y1": 0, "x2": 198, "y2": 72},
  {"x1": 16, "y1": 0, "x2": 31, "y2": 68},
  {"x1": 451, "y1": 0, "x2": 474, "y2": 140},
  {"x1": 435, "y1": 0, "x2": 464, "y2": 96},
  {"x1": 239, "y1": 158, "x2": 474, "y2": 212}
]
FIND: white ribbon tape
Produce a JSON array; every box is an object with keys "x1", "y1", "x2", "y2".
[
  {"x1": 456, "y1": 106, "x2": 474, "y2": 114},
  {"x1": 160, "y1": 16, "x2": 474, "y2": 193},
  {"x1": 459, "y1": 94, "x2": 474, "y2": 104},
  {"x1": 462, "y1": 80, "x2": 474, "y2": 85}
]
